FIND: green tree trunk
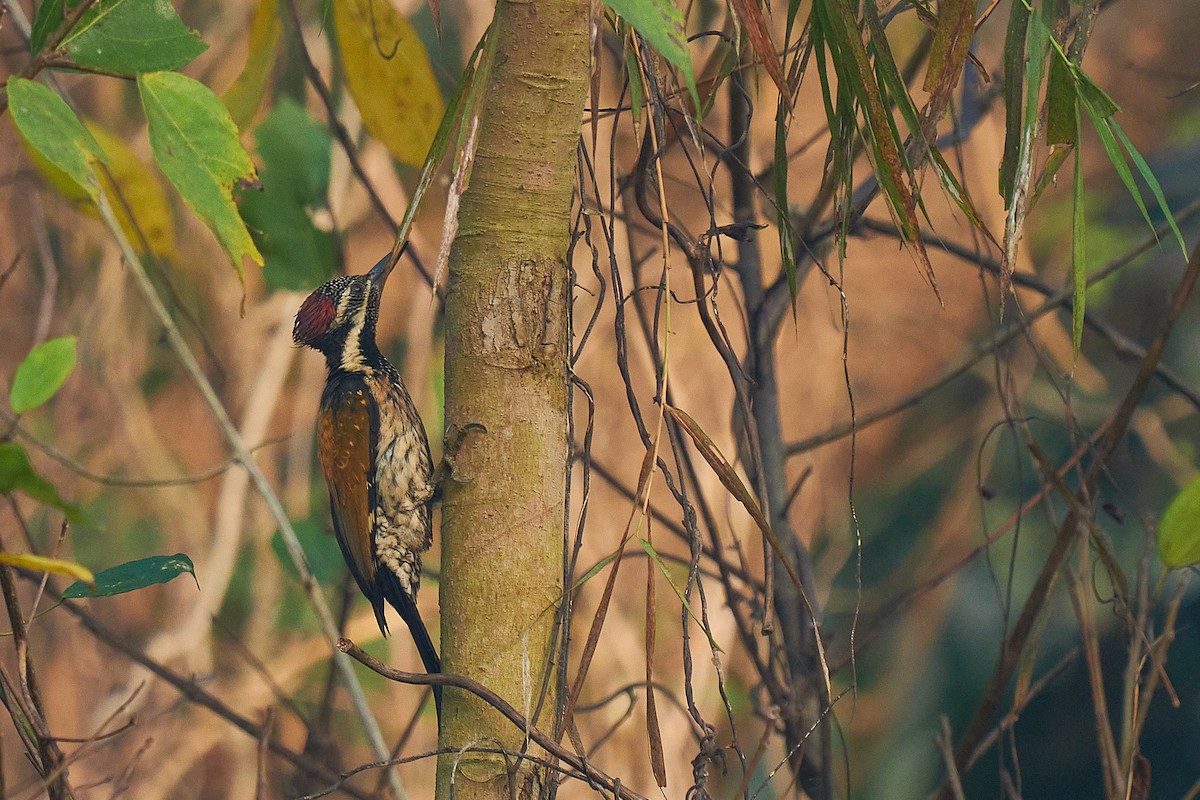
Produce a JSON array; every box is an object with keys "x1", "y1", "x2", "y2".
[{"x1": 437, "y1": 0, "x2": 588, "y2": 797}]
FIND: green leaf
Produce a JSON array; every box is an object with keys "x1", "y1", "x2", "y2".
[
  {"x1": 62, "y1": 553, "x2": 197, "y2": 598},
  {"x1": 1036, "y1": 12, "x2": 1185, "y2": 259},
  {"x1": 138, "y1": 72, "x2": 263, "y2": 280},
  {"x1": 0, "y1": 443, "x2": 83, "y2": 522},
  {"x1": 60, "y1": 0, "x2": 207, "y2": 73},
  {"x1": 601, "y1": 0, "x2": 698, "y2": 110},
  {"x1": 253, "y1": 99, "x2": 331, "y2": 203},
  {"x1": 1045, "y1": 55, "x2": 1077, "y2": 147},
  {"x1": 1071, "y1": 124, "x2": 1085, "y2": 356},
  {"x1": 623, "y1": 44, "x2": 645, "y2": 124},
  {"x1": 10, "y1": 337, "x2": 77, "y2": 413},
  {"x1": 240, "y1": 99, "x2": 335, "y2": 290},
  {"x1": 8, "y1": 77, "x2": 108, "y2": 201},
  {"x1": 270, "y1": 518, "x2": 345, "y2": 586},
  {"x1": 813, "y1": 0, "x2": 935, "y2": 287},
  {"x1": 1159, "y1": 475, "x2": 1200, "y2": 568},
  {"x1": 775, "y1": 98, "x2": 797, "y2": 300},
  {"x1": 999, "y1": 0, "x2": 1030, "y2": 201},
  {"x1": 1110, "y1": 122, "x2": 1188, "y2": 257},
  {"x1": 24, "y1": 119, "x2": 177, "y2": 259},
  {"x1": 389, "y1": 29, "x2": 493, "y2": 260},
  {"x1": 30, "y1": 0, "x2": 71, "y2": 55},
  {"x1": 639, "y1": 539, "x2": 722, "y2": 653}
]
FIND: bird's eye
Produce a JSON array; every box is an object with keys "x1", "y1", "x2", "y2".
[{"x1": 349, "y1": 283, "x2": 365, "y2": 301}]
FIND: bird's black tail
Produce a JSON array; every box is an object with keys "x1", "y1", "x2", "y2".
[{"x1": 375, "y1": 570, "x2": 442, "y2": 717}]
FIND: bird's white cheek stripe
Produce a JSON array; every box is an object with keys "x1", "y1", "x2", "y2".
[{"x1": 339, "y1": 303, "x2": 369, "y2": 371}]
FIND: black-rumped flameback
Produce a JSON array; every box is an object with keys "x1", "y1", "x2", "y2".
[{"x1": 293, "y1": 255, "x2": 440, "y2": 707}]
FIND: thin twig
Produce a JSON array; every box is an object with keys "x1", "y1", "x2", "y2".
[
  {"x1": 338, "y1": 639, "x2": 650, "y2": 800},
  {"x1": 941, "y1": 237, "x2": 1200, "y2": 794},
  {"x1": 44, "y1": 589, "x2": 376, "y2": 800}
]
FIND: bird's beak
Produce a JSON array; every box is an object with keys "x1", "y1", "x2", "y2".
[{"x1": 367, "y1": 253, "x2": 392, "y2": 289}]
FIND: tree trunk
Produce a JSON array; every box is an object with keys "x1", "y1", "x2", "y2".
[{"x1": 437, "y1": 0, "x2": 588, "y2": 797}]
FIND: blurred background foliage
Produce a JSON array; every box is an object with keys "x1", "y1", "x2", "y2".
[{"x1": 1, "y1": 0, "x2": 1199, "y2": 798}]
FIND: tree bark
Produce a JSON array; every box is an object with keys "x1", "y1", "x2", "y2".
[{"x1": 437, "y1": 0, "x2": 588, "y2": 797}]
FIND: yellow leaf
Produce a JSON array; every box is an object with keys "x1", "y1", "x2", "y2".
[
  {"x1": 334, "y1": 0, "x2": 443, "y2": 167},
  {"x1": 223, "y1": 0, "x2": 282, "y2": 130},
  {"x1": 0, "y1": 553, "x2": 94, "y2": 585},
  {"x1": 26, "y1": 121, "x2": 176, "y2": 259}
]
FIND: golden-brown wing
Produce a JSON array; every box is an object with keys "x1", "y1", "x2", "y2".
[{"x1": 317, "y1": 384, "x2": 376, "y2": 593}]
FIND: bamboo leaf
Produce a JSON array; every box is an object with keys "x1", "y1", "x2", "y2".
[
  {"x1": 775, "y1": 98, "x2": 798, "y2": 299},
  {"x1": 624, "y1": 44, "x2": 645, "y2": 124},
  {"x1": 139, "y1": 71, "x2": 263, "y2": 280},
  {"x1": 10, "y1": 337, "x2": 76, "y2": 414},
  {"x1": 922, "y1": 0, "x2": 976, "y2": 118},
  {"x1": 639, "y1": 538, "x2": 723, "y2": 653},
  {"x1": 388, "y1": 29, "x2": 492, "y2": 260},
  {"x1": 729, "y1": 0, "x2": 787, "y2": 99},
  {"x1": 1071, "y1": 122, "x2": 1085, "y2": 356},
  {"x1": 1110, "y1": 123, "x2": 1188, "y2": 257},
  {"x1": 666, "y1": 405, "x2": 830, "y2": 697},
  {"x1": 814, "y1": 0, "x2": 936, "y2": 291},
  {"x1": 998, "y1": 0, "x2": 1030, "y2": 201},
  {"x1": 1045, "y1": 54, "x2": 1077, "y2": 147},
  {"x1": 1000, "y1": 3, "x2": 1050, "y2": 307},
  {"x1": 334, "y1": 0, "x2": 443, "y2": 167}
]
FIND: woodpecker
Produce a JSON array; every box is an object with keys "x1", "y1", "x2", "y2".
[{"x1": 293, "y1": 254, "x2": 440, "y2": 709}]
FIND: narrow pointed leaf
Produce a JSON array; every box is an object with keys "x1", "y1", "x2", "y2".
[
  {"x1": 1071, "y1": 127, "x2": 1085, "y2": 355},
  {"x1": 1045, "y1": 54, "x2": 1077, "y2": 147},
  {"x1": 921, "y1": 0, "x2": 976, "y2": 126},
  {"x1": 999, "y1": 0, "x2": 1030, "y2": 201},
  {"x1": 639, "y1": 538, "x2": 722, "y2": 653},
  {"x1": 1110, "y1": 124, "x2": 1187, "y2": 256},
  {"x1": 62, "y1": 553, "x2": 197, "y2": 598},
  {"x1": 139, "y1": 71, "x2": 262, "y2": 279},
  {"x1": 10, "y1": 337, "x2": 76, "y2": 413},
  {"x1": 667, "y1": 405, "x2": 831, "y2": 698},
  {"x1": 730, "y1": 0, "x2": 786, "y2": 99}
]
